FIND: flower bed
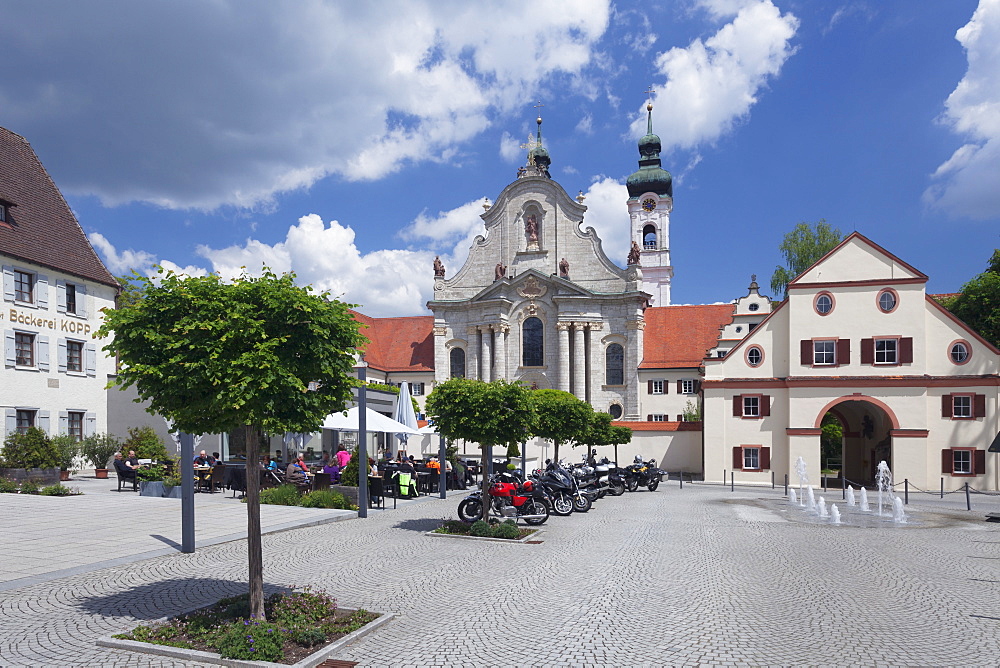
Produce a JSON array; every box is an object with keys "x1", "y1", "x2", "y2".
[
  {"x1": 109, "y1": 589, "x2": 378, "y2": 665},
  {"x1": 432, "y1": 518, "x2": 538, "y2": 541},
  {"x1": 0, "y1": 478, "x2": 79, "y2": 496}
]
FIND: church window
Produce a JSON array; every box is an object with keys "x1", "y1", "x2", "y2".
[
  {"x1": 449, "y1": 348, "x2": 465, "y2": 378},
  {"x1": 642, "y1": 224, "x2": 657, "y2": 249},
  {"x1": 605, "y1": 343, "x2": 624, "y2": 385},
  {"x1": 522, "y1": 317, "x2": 543, "y2": 367},
  {"x1": 609, "y1": 404, "x2": 623, "y2": 419}
]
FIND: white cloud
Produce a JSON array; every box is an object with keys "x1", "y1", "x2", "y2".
[
  {"x1": 629, "y1": 0, "x2": 798, "y2": 151},
  {"x1": 924, "y1": 0, "x2": 1000, "y2": 220},
  {"x1": 499, "y1": 131, "x2": 524, "y2": 163},
  {"x1": 88, "y1": 232, "x2": 157, "y2": 275},
  {"x1": 576, "y1": 114, "x2": 594, "y2": 135},
  {"x1": 578, "y1": 177, "x2": 631, "y2": 264},
  {"x1": 0, "y1": 1, "x2": 610, "y2": 211}
]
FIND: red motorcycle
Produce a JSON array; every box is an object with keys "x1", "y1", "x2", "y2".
[{"x1": 458, "y1": 472, "x2": 549, "y2": 525}]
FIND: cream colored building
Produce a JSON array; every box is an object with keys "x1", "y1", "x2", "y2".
[{"x1": 702, "y1": 233, "x2": 1000, "y2": 491}]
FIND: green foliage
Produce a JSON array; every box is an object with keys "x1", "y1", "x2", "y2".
[
  {"x1": 469, "y1": 520, "x2": 491, "y2": 537},
  {"x1": 124, "y1": 425, "x2": 171, "y2": 462},
  {"x1": 339, "y1": 448, "x2": 359, "y2": 486},
  {"x1": 821, "y1": 412, "x2": 843, "y2": 468},
  {"x1": 577, "y1": 412, "x2": 632, "y2": 450},
  {"x1": 532, "y1": 389, "x2": 594, "y2": 459},
  {"x1": 770, "y1": 220, "x2": 843, "y2": 298},
  {"x1": 682, "y1": 399, "x2": 702, "y2": 422},
  {"x1": 426, "y1": 378, "x2": 537, "y2": 449},
  {"x1": 1, "y1": 427, "x2": 59, "y2": 469},
  {"x1": 116, "y1": 272, "x2": 146, "y2": 309},
  {"x1": 163, "y1": 473, "x2": 182, "y2": 488},
  {"x1": 40, "y1": 483, "x2": 77, "y2": 496},
  {"x1": 270, "y1": 588, "x2": 338, "y2": 627},
  {"x1": 215, "y1": 619, "x2": 286, "y2": 662},
  {"x1": 0, "y1": 478, "x2": 19, "y2": 493},
  {"x1": 18, "y1": 479, "x2": 40, "y2": 494},
  {"x1": 259, "y1": 484, "x2": 302, "y2": 506},
  {"x1": 137, "y1": 464, "x2": 167, "y2": 482},
  {"x1": 51, "y1": 435, "x2": 80, "y2": 471},
  {"x1": 946, "y1": 249, "x2": 1000, "y2": 347},
  {"x1": 97, "y1": 268, "x2": 367, "y2": 439},
  {"x1": 495, "y1": 521, "x2": 520, "y2": 539},
  {"x1": 300, "y1": 489, "x2": 354, "y2": 509},
  {"x1": 80, "y1": 433, "x2": 121, "y2": 470}
]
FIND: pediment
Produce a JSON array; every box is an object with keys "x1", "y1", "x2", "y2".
[
  {"x1": 791, "y1": 232, "x2": 927, "y2": 287},
  {"x1": 470, "y1": 269, "x2": 592, "y2": 303}
]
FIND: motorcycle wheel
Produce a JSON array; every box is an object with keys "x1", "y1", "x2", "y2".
[
  {"x1": 457, "y1": 498, "x2": 484, "y2": 524},
  {"x1": 572, "y1": 493, "x2": 592, "y2": 513},
  {"x1": 647, "y1": 478, "x2": 659, "y2": 492},
  {"x1": 551, "y1": 493, "x2": 573, "y2": 516},
  {"x1": 609, "y1": 481, "x2": 626, "y2": 496},
  {"x1": 523, "y1": 500, "x2": 549, "y2": 525},
  {"x1": 625, "y1": 478, "x2": 639, "y2": 493}
]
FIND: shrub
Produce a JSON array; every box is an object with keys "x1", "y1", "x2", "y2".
[
  {"x1": 0, "y1": 478, "x2": 19, "y2": 493},
  {"x1": 163, "y1": 473, "x2": 182, "y2": 488},
  {"x1": 259, "y1": 484, "x2": 302, "y2": 506},
  {"x1": 19, "y1": 479, "x2": 40, "y2": 495},
  {"x1": 299, "y1": 490, "x2": 354, "y2": 509},
  {"x1": 292, "y1": 627, "x2": 326, "y2": 647},
  {"x1": 1, "y1": 427, "x2": 59, "y2": 469},
  {"x1": 81, "y1": 433, "x2": 121, "y2": 470},
  {"x1": 270, "y1": 588, "x2": 338, "y2": 627},
  {"x1": 495, "y1": 522, "x2": 520, "y2": 539},
  {"x1": 338, "y1": 449, "x2": 359, "y2": 486},
  {"x1": 40, "y1": 483, "x2": 76, "y2": 496},
  {"x1": 214, "y1": 618, "x2": 287, "y2": 662},
  {"x1": 124, "y1": 425, "x2": 171, "y2": 462},
  {"x1": 51, "y1": 435, "x2": 80, "y2": 472},
  {"x1": 137, "y1": 464, "x2": 167, "y2": 482},
  {"x1": 469, "y1": 520, "x2": 492, "y2": 537}
]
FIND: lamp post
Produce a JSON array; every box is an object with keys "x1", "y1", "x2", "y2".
[{"x1": 356, "y1": 357, "x2": 369, "y2": 518}]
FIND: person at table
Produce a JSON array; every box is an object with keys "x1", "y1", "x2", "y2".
[
  {"x1": 322, "y1": 456, "x2": 341, "y2": 483},
  {"x1": 113, "y1": 452, "x2": 137, "y2": 487},
  {"x1": 335, "y1": 446, "x2": 351, "y2": 469},
  {"x1": 265, "y1": 455, "x2": 279, "y2": 471},
  {"x1": 319, "y1": 451, "x2": 331, "y2": 468},
  {"x1": 193, "y1": 450, "x2": 215, "y2": 486},
  {"x1": 193, "y1": 450, "x2": 216, "y2": 467},
  {"x1": 427, "y1": 457, "x2": 441, "y2": 471},
  {"x1": 285, "y1": 452, "x2": 310, "y2": 488},
  {"x1": 125, "y1": 450, "x2": 141, "y2": 470}
]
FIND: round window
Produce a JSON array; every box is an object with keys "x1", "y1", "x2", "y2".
[
  {"x1": 878, "y1": 289, "x2": 897, "y2": 313},
  {"x1": 609, "y1": 404, "x2": 623, "y2": 419},
  {"x1": 735, "y1": 326, "x2": 743, "y2": 333},
  {"x1": 746, "y1": 346, "x2": 763, "y2": 367},
  {"x1": 950, "y1": 341, "x2": 970, "y2": 364},
  {"x1": 815, "y1": 293, "x2": 833, "y2": 315},
  {"x1": 748, "y1": 303, "x2": 760, "y2": 312}
]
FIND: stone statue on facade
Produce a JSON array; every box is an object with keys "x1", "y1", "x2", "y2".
[
  {"x1": 525, "y1": 213, "x2": 539, "y2": 243},
  {"x1": 627, "y1": 241, "x2": 641, "y2": 266},
  {"x1": 559, "y1": 257, "x2": 569, "y2": 278},
  {"x1": 495, "y1": 262, "x2": 506, "y2": 281},
  {"x1": 433, "y1": 256, "x2": 445, "y2": 277}
]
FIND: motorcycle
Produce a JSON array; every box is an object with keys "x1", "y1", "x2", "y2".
[
  {"x1": 530, "y1": 465, "x2": 578, "y2": 516},
  {"x1": 624, "y1": 456, "x2": 665, "y2": 492},
  {"x1": 458, "y1": 472, "x2": 549, "y2": 525}
]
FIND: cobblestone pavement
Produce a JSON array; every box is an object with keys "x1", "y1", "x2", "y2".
[{"x1": 2, "y1": 483, "x2": 1000, "y2": 667}]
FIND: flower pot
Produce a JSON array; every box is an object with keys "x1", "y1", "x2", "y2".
[
  {"x1": 95, "y1": 468, "x2": 109, "y2": 479},
  {"x1": 139, "y1": 481, "x2": 165, "y2": 497},
  {"x1": 59, "y1": 471, "x2": 70, "y2": 482},
  {"x1": 163, "y1": 485, "x2": 183, "y2": 499}
]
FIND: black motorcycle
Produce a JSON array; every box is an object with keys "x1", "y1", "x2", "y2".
[{"x1": 624, "y1": 456, "x2": 664, "y2": 492}]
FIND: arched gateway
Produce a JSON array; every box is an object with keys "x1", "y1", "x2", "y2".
[{"x1": 814, "y1": 395, "x2": 900, "y2": 487}]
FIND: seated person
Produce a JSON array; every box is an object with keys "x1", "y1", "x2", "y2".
[
  {"x1": 335, "y1": 446, "x2": 351, "y2": 469},
  {"x1": 427, "y1": 457, "x2": 441, "y2": 471},
  {"x1": 125, "y1": 450, "x2": 141, "y2": 470},
  {"x1": 112, "y1": 452, "x2": 137, "y2": 487},
  {"x1": 322, "y1": 458, "x2": 341, "y2": 482},
  {"x1": 265, "y1": 456, "x2": 279, "y2": 471},
  {"x1": 285, "y1": 453, "x2": 310, "y2": 488},
  {"x1": 319, "y1": 451, "x2": 332, "y2": 469},
  {"x1": 193, "y1": 450, "x2": 215, "y2": 485}
]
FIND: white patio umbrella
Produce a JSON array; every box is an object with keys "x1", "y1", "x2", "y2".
[
  {"x1": 393, "y1": 381, "x2": 420, "y2": 454},
  {"x1": 322, "y1": 406, "x2": 420, "y2": 435}
]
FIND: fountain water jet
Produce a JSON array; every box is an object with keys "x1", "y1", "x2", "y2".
[
  {"x1": 846, "y1": 486, "x2": 856, "y2": 507},
  {"x1": 794, "y1": 457, "x2": 809, "y2": 506},
  {"x1": 788, "y1": 488, "x2": 797, "y2": 504},
  {"x1": 892, "y1": 496, "x2": 907, "y2": 524},
  {"x1": 830, "y1": 504, "x2": 841, "y2": 524},
  {"x1": 875, "y1": 461, "x2": 893, "y2": 517},
  {"x1": 817, "y1": 496, "x2": 829, "y2": 518},
  {"x1": 806, "y1": 485, "x2": 817, "y2": 511},
  {"x1": 859, "y1": 487, "x2": 871, "y2": 512}
]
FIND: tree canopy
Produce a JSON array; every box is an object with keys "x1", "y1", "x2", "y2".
[
  {"x1": 944, "y1": 249, "x2": 1000, "y2": 348},
  {"x1": 576, "y1": 411, "x2": 632, "y2": 454},
  {"x1": 531, "y1": 388, "x2": 594, "y2": 462},
  {"x1": 97, "y1": 268, "x2": 366, "y2": 619},
  {"x1": 770, "y1": 220, "x2": 843, "y2": 299}
]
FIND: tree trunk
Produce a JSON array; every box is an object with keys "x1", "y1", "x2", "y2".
[
  {"x1": 245, "y1": 424, "x2": 265, "y2": 620},
  {"x1": 554, "y1": 440, "x2": 560, "y2": 463},
  {"x1": 480, "y1": 445, "x2": 489, "y2": 522}
]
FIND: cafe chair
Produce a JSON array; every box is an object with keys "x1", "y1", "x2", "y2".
[
  {"x1": 207, "y1": 463, "x2": 226, "y2": 494},
  {"x1": 368, "y1": 475, "x2": 384, "y2": 509},
  {"x1": 312, "y1": 472, "x2": 331, "y2": 492},
  {"x1": 113, "y1": 460, "x2": 138, "y2": 492}
]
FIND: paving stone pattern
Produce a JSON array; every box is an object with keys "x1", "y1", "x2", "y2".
[{"x1": 2, "y1": 484, "x2": 1000, "y2": 666}]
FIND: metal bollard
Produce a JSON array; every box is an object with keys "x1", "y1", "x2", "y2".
[
  {"x1": 679, "y1": 472, "x2": 683, "y2": 489},
  {"x1": 771, "y1": 470, "x2": 775, "y2": 489},
  {"x1": 904, "y1": 479, "x2": 908, "y2": 505},
  {"x1": 730, "y1": 471, "x2": 734, "y2": 492},
  {"x1": 940, "y1": 477, "x2": 944, "y2": 499},
  {"x1": 784, "y1": 473, "x2": 788, "y2": 497},
  {"x1": 822, "y1": 473, "x2": 827, "y2": 492},
  {"x1": 966, "y1": 482, "x2": 971, "y2": 511}
]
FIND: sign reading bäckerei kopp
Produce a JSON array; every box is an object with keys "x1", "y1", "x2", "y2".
[{"x1": 2, "y1": 308, "x2": 92, "y2": 335}]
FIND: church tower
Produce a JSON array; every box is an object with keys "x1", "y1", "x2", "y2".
[{"x1": 626, "y1": 101, "x2": 674, "y2": 306}]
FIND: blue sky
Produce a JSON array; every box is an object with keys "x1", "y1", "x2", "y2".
[{"x1": 1, "y1": 0, "x2": 997, "y2": 316}]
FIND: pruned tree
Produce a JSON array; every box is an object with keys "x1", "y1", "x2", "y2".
[
  {"x1": 532, "y1": 389, "x2": 594, "y2": 463},
  {"x1": 97, "y1": 269, "x2": 366, "y2": 619},
  {"x1": 770, "y1": 220, "x2": 843, "y2": 299},
  {"x1": 944, "y1": 249, "x2": 1000, "y2": 347},
  {"x1": 425, "y1": 378, "x2": 536, "y2": 520},
  {"x1": 576, "y1": 411, "x2": 632, "y2": 464}
]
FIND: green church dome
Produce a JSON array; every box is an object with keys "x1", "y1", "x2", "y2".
[{"x1": 627, "y1": 103, "x2": 672, "y2": 198}]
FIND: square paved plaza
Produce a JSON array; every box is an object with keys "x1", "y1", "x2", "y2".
[{"x1": 2, "y1": 479, "x2": 1000, "y2": 667}]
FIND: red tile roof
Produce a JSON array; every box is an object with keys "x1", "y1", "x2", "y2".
[
  {"x1": 612, "y1": 420, "x2": 703, "y2": 431},
  {"x1": 0, "y1": 127, "x2": 118, "y2": 288},
  {"x1": 640, "y1": 304, "x2": 733, "y2": 369},
  {"x1": 351, "y1": 310, "x2": 435, "y2": 372}
]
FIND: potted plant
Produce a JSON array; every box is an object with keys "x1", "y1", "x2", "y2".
[
  {"x1": 138, "y1": 464, "x2": 168, "y2": 497},
  {"x1": 0, "y1": 427, "x2": 61, "y2": 485},
  {"x1": 51, "y1": 435, "x2": 79, "y2": 482},
  {"x1": 162, "y1": 472, "x2": 183, "y2": 498},
  {"x1": 81, "y1": 433, "x2": 121, "y2": 479}
]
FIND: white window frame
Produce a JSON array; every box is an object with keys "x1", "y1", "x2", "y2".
[
  {"x1": 651, "y1": 380, "x2": 664, "y2": 395},
  {"x1": 953, "y1": 395, "x2": 972, "y2": 419},
  {"x1": 16, "y1": 409, "x2": 36, "y2": 434},
  {"x1": 15, "y1": 331, "x2": 35, "y2": 367},
  {"x1": 813, "y1": 340, "x2": 836, "y2": 366},
  {"x1": 878, "y1": 290, "x2": 897, "y2": 313},
  {"x1": 411, "y1": 382, "x2": 425, "y2": 396},
  {"x1": 950, "y1": 342, "x2": 969, "y2": 364},
  {"x1": 953, "y1": 449, "x2": 972, "y2": 475},
  {"x1": 14, "y1": 270, "x2": 34, "y2": 303},
  {"x1": 742, "y1": 396, "x2": 760, "y2": 418},
  {"x1": 874, "y1": 338, "x2": 897, "y2": 365},
  {"x1": 743, "y1": 446, "x2": 760, "y2": 470},
  {"x1": 650, "y1": 414, "x2": 667, "y2": 422},
  {"x1": 681, "y1": 379, "x2": 695, "y2": 395}
]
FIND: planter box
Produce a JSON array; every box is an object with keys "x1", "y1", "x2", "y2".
[
  {"x1": 164, "y1": 485, "x2": 182, "y2": 498},
  {"x1": 139, "y1": 481, "x2": 165, "y2": 497},
  {"x1": 329, "y1": 484, "x2": 359, "y2": 505},
  {"x1": 0, "y1": 467, "x2": 60, "y2": 485}
]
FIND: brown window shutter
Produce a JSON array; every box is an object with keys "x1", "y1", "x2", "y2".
[
  {"x1": 647, "y1": 380, "x2": 653, "y2": 394},
  {"x1": 761, "y1": 447, "x2": 771, "y2": 470},
  {"x1": 837, "y1": 339, "x2": 850, "y2": 366},
  {"x1": 861, "y1": 338, "x2": 874, "y2": 365},
  {"x1": 733, "y1": 447, "x2": 742, "y2": 470},
  {"x1": 761, "y1": 395, "x2": 771, "y2": 417},
  {"x1": 974, "y1": 394, "x2": 986, "y2": 418},
  {"x1": 941, "y1": 395, "x2": 952, "y2": 418},
  {"x1": 900, "y1": 337, "x2": 913, "y2": 363},
  {"x1": 942, "y1": 449, "x2": 952, "y2": 474},
  {"x1": 677, "y1": 380, "x2": 683, "y2": 393},
  {"x1": 975, "y1": 449, "x2": 986, "y2": 475},
  {"x1": 676, "y1": 415, "x2": 683, "y2": 422},
  {"x1": 646, "y1": 414, "x2": 652, "y2": 422},
  {"x1": 800, "y1": 339, "x2": 812, "y2": 365},
  {"x1": 663, "y1": 381, "x2": 668, "y2": 394},
  {"x1": 733, "y1": 396, "x2": 742, "y2": 417},
  {"x1": 694, "y1": 380, "x2": 701, "y2": 393}
]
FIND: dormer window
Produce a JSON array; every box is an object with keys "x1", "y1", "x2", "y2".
[
  {"x1": 0, "y1": 203, "x2": 6, "y2": 222},
  {"x1": 748, "y1": 303, "x2": 760, "y2": 312}
]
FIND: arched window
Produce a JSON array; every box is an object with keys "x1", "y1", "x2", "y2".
[
  {"x1": 643, "y1": 224, "x2": 657, "y2": 249},
  {"x1": 605, "y1": 343, "x2": 624, "y2": 385},
  {"x1": 522, "y1": 317, "x2": 543, "y2": 366},
  {"x1": 449, "y1": 348, "x2": 466, "y2": 378}
]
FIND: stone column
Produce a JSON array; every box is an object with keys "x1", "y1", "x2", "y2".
[
  {"x1": 624, "y1": 318, "x2": 645, "y2": 420},
  {"x1": 573, "y1": 322, "x2": 587, "y2": 400},
  {"x1": 480, "y1": 325, "x2": 493, "y2": 382},
  {"x1": 433, "y1": 325, "x2": 448, "y2": 385},
  {"x1": 588, "y1": 322, "x2": 604, "y2": 405},
  {"x1": 493, "y1": 324, "x2": 508, "y2": 381},
  {"x1": 466, "y1": 326, "x2": 480, "y2": 380},
  {"x1": 557, "y1": 322, "x2": 571, "y2": 392}
]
